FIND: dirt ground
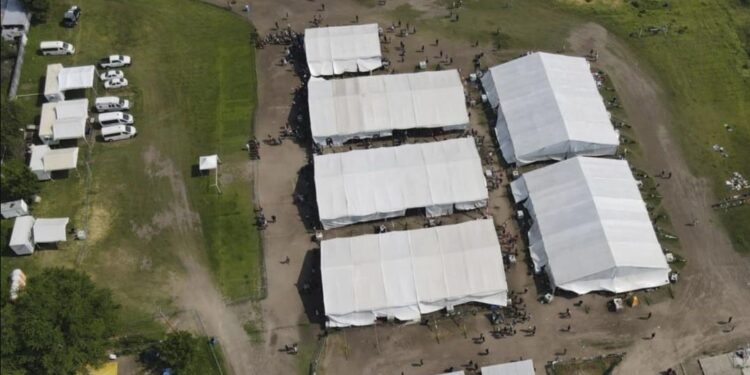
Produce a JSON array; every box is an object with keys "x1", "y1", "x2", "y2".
[{"x1": 176, "y1": 1, "x2": 750, "y2": 375}]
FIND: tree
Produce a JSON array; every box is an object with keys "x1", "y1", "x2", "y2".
[
  {"x1": 20, "y1": 0, "x2": 50, "y2": 23},
  {"x1": 157, "y1": 331, "x2": 198, "y2": 372},
  {"x1": 0, "y1": 160, "x2": 40, "y2": 202},
  {"x1": 0, "y1": 268, "x2": 119, "y2": 375}
]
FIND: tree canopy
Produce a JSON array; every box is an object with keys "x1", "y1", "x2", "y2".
[
  {"x1": 0, "y1": 160, "x2": 40, "y2": 202},
  {"x1": 1, "y1": 268, "x2": 119, "y2": 375}
]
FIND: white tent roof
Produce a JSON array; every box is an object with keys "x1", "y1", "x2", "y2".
[
  {"x1": 510, "y1": 156, "x2": 670, "y2": 294},
  {"x1": 58, "y1": 65, "x2": 96, "y2": 91},
  {"x1": 308, "y1": 70, "x2": 469, "y2": 145},
  {"x1": 199, "y1": 155, "x2": 218, "y2": 170},
  {"x1": 314, "y1": 137, "x2": 488, "y2": 229},
  {"x1": 481, "y1": 360, "x2": 536, "y2": 375},
  {"x1": 304, "y1": 23, "x2": 382, "y2": 76},
  {"x1": 33, "y1": 218, "x2": 69, "y2": 243},
  {"x1": 9, "y1": 215, "x2": 34, "y2": 251},
  {"x1": 29, "y1": 145, "x2": 79, "y2": 173},
  {"x1": 39, "y1": 99, "x2": 89, "y2": 141},
  {"x1": 321, "y1": 219, "x2": 508, "y2": 327},
  {"x1": 481, "y1": 52, "x2": 619, "y2": 165}
]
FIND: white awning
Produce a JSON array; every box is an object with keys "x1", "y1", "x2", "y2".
[
  {"x1": 304, "y1": 24, "x2": 382, "y2": 76},
  {"x1": 481, "y1": 52, "x2": 619, "y2": 165},
  {"x1": 30, "y1": 145, "x2": 79, "y2": 174},
  {"x1": 32, "y1": 217, "x2": 69, "y2": 243},
  {"x1": 314, "y1": 137, "x2": 488, "y2": 229},
  {"x1": 481, "y1": 360, "x2": 536, "y2": 375},
  {"x1": 321, "y1": 219, "x2": 508, "y2": 327},
  {"x1": 52, "y1": 117, "x2": 86, "y2": 140},
  {"x1": 308, "y1": 70, "x2": 469, "y2": 145},
  {"x1": 58, "y1": 65, "x2": 95, "y2": 91},
  {"x1": 510, "y1": 156, "x2": 670, "y2": 294}
]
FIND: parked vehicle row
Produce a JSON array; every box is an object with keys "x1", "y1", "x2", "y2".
[{"x1": 95, "y1": 97, "x2": 136, "y2": 142}]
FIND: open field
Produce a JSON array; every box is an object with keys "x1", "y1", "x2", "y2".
[{"x1": 1, "y1": 0, "x2": 260, "y2": 371}]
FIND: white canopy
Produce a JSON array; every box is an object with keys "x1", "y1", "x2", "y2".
[
  {"x1": 33, "y1": 218, "x2": 69, "y2": 243},
  {"x1": 39, "y1": 99, "x2": 88, "y2": 142},
  {"x1": 29, "y1": 145, "x2": 79, "y2": 180},
  {"x1": 481, "y1": 52, "x2": 619, "y2": 165},
  {"x1": 305, "y1": 23, "x2": 382, "y2": 76},
  {"x1": 308, "y1": 70, "x2": 469, "y2": 145},
  {"x1": 44, "y1": 64, "x2": 95, "y2": 102},
  {"x1": 314, "y1": 137, "x2": 488, "y2": 229},
  {"x1": 9, "y1": 216, "x2": 35, "y2": 255},
  {"x1": 199, "y1": 155, "x2": 219, "y2": 170},
  {"x1": 510, "y1": 156, "x2": 670, "y2": 294},
  {"x1": 482, "y1": 360, "x2": 536, "y2": 375},
  {"x1": 321, "y1": 219, "x2": 508, "y2": 327}
]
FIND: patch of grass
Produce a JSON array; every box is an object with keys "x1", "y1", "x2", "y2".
[
  {"x1": 0, "y1": 0, "x2": 260, "y2": 331},
  {"x1": 194, "y1": 340, "x2": 229, "y2": 375},
  {"x1": 387, "y1": 4, "x2": 424, "y2": 22},
  {"x1": 548, "y1": 354, "x2": 623, "y2": 375},
  {"x1": 243, "y1": 319, "x2": 264, "y2": 344}
]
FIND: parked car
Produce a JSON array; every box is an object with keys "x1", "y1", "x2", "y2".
[
  {"x1": 99, "y1": 55, "x2": 131, "y2": 68},
  {"x1": 62, "y1": 6, "x2": 81, "y2": 27},
  {"x1": 98, "y1": 111, "x2": 134, "y2": 127},
  {"x1": 104, "y1": 78, "x2": 129, "y2": 89},
  {"x1": 95, "y1": 96, "x2": 130, "y2": 112},
  {"x1": 102, "y1": 125, "x2": 137, "y2": 142},
  {"x1": 39, "y1": 41, "x2": 75, "y2": 56},
  {"x1": 99, "y1": 70, "x2": 124, "y2": 81}
]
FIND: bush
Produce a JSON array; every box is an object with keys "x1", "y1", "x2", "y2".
[
  {"x1": 0, "y1": 100, "x2": 25, "y2": 161},
  {"x1": 0, "y1": 160, "x2": 40, "y2": 202},
  {"x1": 21, "y1": 0, "x2": 50, "y2": 23}
]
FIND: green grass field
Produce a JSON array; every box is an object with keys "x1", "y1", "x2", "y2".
[
  {"x1": 384, "y1": 0, "x2": 750, "y2": 252},
  {"x1": 0, "y1": 0, "x2": 261, "y2": 337}
]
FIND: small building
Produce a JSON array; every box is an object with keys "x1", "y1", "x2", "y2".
[
  {"x1": 38, "y1": 99, "x2": 89, "y2": 144},
  {"x1": 8, "y1": 216, "x2": 69, "y2": 255},
  {"x1": 43, "y1": 64, "x2": 95, "y2": 102},
  {"x1": 481, "y1": 52, "x2": 619, "y2": 165},
  {"x1": 1, "y1": 0, "x2": 29, "y2": 41},
  {"x1": 308, "y1": 70, "x2": 469, "y2": 145},
  {"x1": 1, "y1": 199, "x2": 28, "y2": 219},
  {"x1": 304, "y1": 23, "x2": 382, "y2": 76},
  {"x1": 28, "y1": 144, "x2": 79, "y2": 180},
  {"x1": 482, "y1": 359, "x2": 536, "y2": 375}
]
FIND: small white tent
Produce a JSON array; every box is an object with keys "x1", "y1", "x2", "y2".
[
  {"x1": 44, "y1": 64, "x2": 95, "y2": 102},
  {"x1": 38, "y1": 99, "x2": 89, "y2": 144},
  {"x1": 314, "y1": 138, "x2": 488, "y2": 229},
  {"x1": 510, "y1": 156, "x2": 670, "y2": 294},
  {"x1": 304, "y1": 23, "x2": 382, "y2": 76},
  {"x1": 308, "y1": 70, "x2": 469, "y2": 145},
  {"x1": 481, "y1": 52, "x2": 619, "y2": 165},
  {"x1": 481, "y1": 359, "x2": 536, "y2": 375},
  {"x1": 9, "y1": 216, "x2": 35, "y2": 255},
  {"x1": 321, "y1": 219, "x2": 508, "y2": 327},
  {"x1": 33, "y1": 218, "x2": 69, "y2": 243}
]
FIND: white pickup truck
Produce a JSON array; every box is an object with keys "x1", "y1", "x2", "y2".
[{"x1": 99, "y1": 55, "x2": 131, "y2": 68}]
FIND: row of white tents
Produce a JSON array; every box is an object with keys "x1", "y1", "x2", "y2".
[{"x1": 303, "y1": 25, "x2": 668, "y2": 327}]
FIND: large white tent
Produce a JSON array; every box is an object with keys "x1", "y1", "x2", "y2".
[
  {"x1": 314, "y1": 137, "x2": 488, "y2": 229},
  {"x1": 481, "y1": 359, "x2": 536, "y2": 375},
  {"x1": 308, "y1": 70, "x2": 469, "y2": 145},
  {"x1": 321, "y1": 219, "x2": 508, "y2": 327},
  {"x1": 8, "y1": 216, "x2": 69, "y2": 255},
  {"x1": 481, "y1": 52, "x2": 619, "y2": 165},
  {"x1": 44, "y1": 64, "x2": 95, "y2": 102},
  {"x1": 38, "y1": 99, "x2": 89, "y2": 144},
  {"x1": 29, "y1": 145, "x2": 79, "y2": 180},
  {"x1": 33, "y1": 218, "x2": 69, "y2": 243},
  {"x1": 510, "y1": 156, "x2": 670, "y2": 294},
  {"x1": 304, "y1": 23, "x2": 382, "y2": 76}
]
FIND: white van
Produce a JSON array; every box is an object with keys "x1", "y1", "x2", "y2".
[
  {"x1": 98, "y1": 112, "x2": 134, "y2": 127},
  {"x1": 102, "y1": 125, "x2": 137, "y2": 142},
  {"x1": 95, "y1": 96, "x2": 130, "y2": 112},
  {"x1": 39, "y1": 41, "x2": 75, "y2": 55}
]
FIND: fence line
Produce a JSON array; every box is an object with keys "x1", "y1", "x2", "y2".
[{"x1": 8, "y1": 34, "x2": 27, "y2": 100}]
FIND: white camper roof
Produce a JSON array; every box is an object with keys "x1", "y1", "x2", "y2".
[
  {"x1": 9, "y1": 215, "x2": 35, "y2": 253},
  {"x1": 304, "y1": 23, "x2": 382, "y2": 76},
  {"x1": 308, "y1": 70, "x2": 469, "y2": 145},
  {"x1": 510, "y1": 156, "x2": 670, "y2": 294},
  {"x1": 481, "y1": 52, "x2": 619, "y2": 165},
  {"x1": 1, "y1": 199, "x2": 29, "y2": 219},
  {"x1": 314, "y1": 138, "x2": 488, "y2": 229},
  {"x1": 321, "y1": 219, "x2": 508, "y2": 327},
  {"x1": 1, "y1": 0, "x2": 29, "y2": 28},
  {"x1": 39, "y1": 99, "x2": 89, "y2": 140},
  {"x1": 481, "y1": 360, "x2": 536, "y2": 375},
  {"x1": 33, "y1": 218, "x2": 69, "y2": 243}
]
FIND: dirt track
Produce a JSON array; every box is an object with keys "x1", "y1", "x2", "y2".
[{"x1": 172, "y1": 2, "x2": 750, "y2": 374}]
